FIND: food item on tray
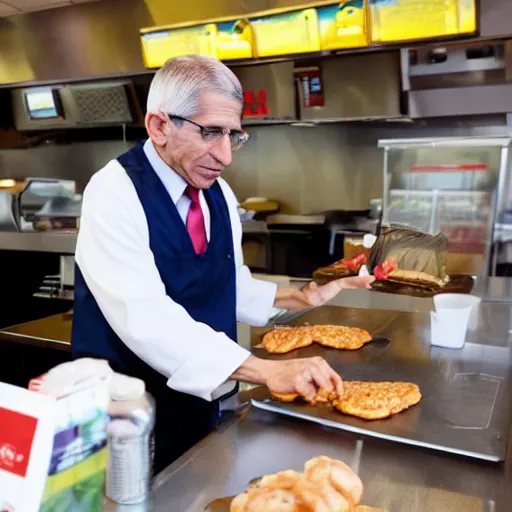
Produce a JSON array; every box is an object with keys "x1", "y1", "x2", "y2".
[
  {"x1": 374, "y1": 259, "x2": 449, "y2": 289},
  {"x1": 368, "y1": 227, "x2": 449, "y2": 277},
  {"x1": 231, "y1": 456, "x2": 363, "y2": 512},
  {"x1": 262, "y1": 326, "x2": 315, "y2": 354},
  {"x1": 331, "y1": 381, "x2": 422, "y2": 420},
  {"x1": 310, "y1": 325, "x2": 373, "y2": 350},
  {"x1": 271, "y1": 388, "x2": 335, "y2": 405},
  {"x1": 271, "y1": 381, "x2": 422, "y2": 421},
  {"x1": 368, "y1": 228, "x2": 452, "y2": 295},
  {"x1": 262, "y1": 325, "x2": 373, "y2": 354},
  {"x1": 313, "y1": 253, "x2": 369, "y2": 285}
]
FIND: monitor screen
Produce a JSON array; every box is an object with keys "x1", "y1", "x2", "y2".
[{"x1": 24, "y1": 88, "x2": 61, "y2": 120}]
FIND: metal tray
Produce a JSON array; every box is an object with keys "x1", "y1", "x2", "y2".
[
  {"x1": 370, "y1": 274, "x2": 475, "y2": 298},
  {"x1": 251, "y1": 305, "x2": 512, "y2": 462},
  {"x1": 252, "y1": 361, "x2": 509, "y2": 462}
]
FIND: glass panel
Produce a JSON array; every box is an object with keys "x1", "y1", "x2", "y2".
[{"x1": 385, "y1": 145, "x2": 502, "y2": 275}]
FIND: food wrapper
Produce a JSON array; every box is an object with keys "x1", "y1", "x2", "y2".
[
  {"x1": 28, "y1": 359, "x2": 112, "y2": 512},
  {"x1": 367, "y1": 227, "x2": 449, "y2": 279}
]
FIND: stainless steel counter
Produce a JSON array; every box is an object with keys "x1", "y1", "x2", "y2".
[
  {"x1": 104, "y1": 300, "x2": 512, "y2": 512},
  {"x1": 0, "y1": 232, "x2": 77, "y2": 254},
  {"x1": 139, "y1": 404, "x2": 512, "y2": 512},
  {"x1": 0, "y1": 222, "x2": 269, "y2": 254}
]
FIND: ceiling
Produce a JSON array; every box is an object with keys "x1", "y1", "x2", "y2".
[{"x1": 0, "y1": 0, "x2": 99, "y2": 17}]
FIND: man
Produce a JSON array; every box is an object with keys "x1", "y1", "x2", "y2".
[{"x1": 72, "y1": 55, "x2": 374, "y2": 473}]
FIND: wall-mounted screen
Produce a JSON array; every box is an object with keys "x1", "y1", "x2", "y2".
[{"x1": 24, "y1": 88, "x2": 62, "y2": 120}]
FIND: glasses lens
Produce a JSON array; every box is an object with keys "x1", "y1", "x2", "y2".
[
  {"x1": 230, "y1": 131, "x2": 249, "y2": 151},
  {"x1": 202, "y1": 128, "x2": 224, "y2": 143}
]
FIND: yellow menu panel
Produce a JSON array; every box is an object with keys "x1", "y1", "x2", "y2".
[
  {"x1": 251, "y1": 8, "x2": 321, "y2": 58},
  {"x1": 216, "y1": 20, "x2": 254, "y2": 60},
  {"x1": 318, "y1": 1, "x2": 368, "y2": 50},
  {"x1": 370, "y1": 0, "x2": 477, "y2": 43},
  {"x1": 141, "y1": 24, "x2": 217, "y2": 68}
]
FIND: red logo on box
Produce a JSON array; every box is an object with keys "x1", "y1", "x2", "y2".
[{"x1": 0, "y1": 407, "x2": 38, "y2": 477}]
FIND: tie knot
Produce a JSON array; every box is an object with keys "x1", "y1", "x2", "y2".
[{"x1": 186, "y1": 185, "x2": 201, "y2": 205}]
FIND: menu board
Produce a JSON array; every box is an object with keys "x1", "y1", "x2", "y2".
[
  {"x1": 140, "y1": 0, "x2": 476, "y2": 69},
  {"x1": 370, "y1": 0, "x2": 477, "y2": 43},
  {"x1": 318, "y1": 1, "x2": 368, "y2": 50},
  {"x1": 216, "y1": 20, "x2": 254, "y2": 61},
  {"x1": 141, "y1": 24, "x2": 218, "y2": 68},
  {"x1": 250, "y1": 8, "x2": 321, "y2": 58}
]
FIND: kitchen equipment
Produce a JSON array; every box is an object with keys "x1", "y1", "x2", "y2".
[
  {"x1": 106, "y1": 373, "x2": 155, "y2": 505},
  {"x1": 0, "y1": 190, "x2": 19, "y2": 231},
  {"x1": 379, "y1": 136, "x2": 512, "y2": 277}
]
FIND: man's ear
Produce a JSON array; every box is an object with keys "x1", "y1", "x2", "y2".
[{"x1": 145, "y1": 112, "x2": 170, "y2": 147}]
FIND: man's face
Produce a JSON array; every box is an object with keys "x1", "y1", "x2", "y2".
[{"x1": 160, "y1": 91, "x2": 243, "y2": 189}]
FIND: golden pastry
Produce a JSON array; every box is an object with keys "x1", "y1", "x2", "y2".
[{"x1": 332, "y1": 381, "x2": 422, "y2": 420}]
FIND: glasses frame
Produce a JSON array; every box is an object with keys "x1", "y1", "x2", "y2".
[{"x1": 167, "y1": 114, "x2": 249, "y2": 151}]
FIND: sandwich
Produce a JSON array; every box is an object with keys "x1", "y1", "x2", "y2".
[
  {"x1": 369, "y1": 228, "x2": 451, "y2": 294},
  {"x1": 373, "y1": 257, "x2": 450, "y2": 290}
]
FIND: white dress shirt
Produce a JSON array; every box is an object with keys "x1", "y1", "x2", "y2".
[{"x1": 75, "y1": 140, "x2": 277, "y2": 401}]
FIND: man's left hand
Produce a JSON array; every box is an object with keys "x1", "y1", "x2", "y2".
[
  {"x1": 303, "y1": 275, "x2": 375, "y2": 307},
  {"x1": 273, "y1": 275, "x2": 375, "y2": 311}
]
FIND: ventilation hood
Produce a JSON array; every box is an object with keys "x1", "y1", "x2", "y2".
[
  {"x1": 233, "y1": 51, "x2": 405, "y2": 124},
  {"x1": 297, "y1": 52, "x2": 405, "y2": 122}
]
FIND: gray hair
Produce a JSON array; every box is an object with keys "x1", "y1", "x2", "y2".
[{"x1": 146, "y1": 55, "x2": 243, "y2": 117}]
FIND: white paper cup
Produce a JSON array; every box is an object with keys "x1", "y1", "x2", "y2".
[
  {"x1": 430, "y1": 294, "x2": 481, "y2": 349},
  {"x1": 434, "y1": 293, "x2": 481, "y2": 331}
]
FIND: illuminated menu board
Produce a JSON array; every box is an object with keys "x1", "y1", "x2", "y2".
[
  {"x1": 141, "y1": 20, "x2": 254, "y2": 68},
  {"x1": 140, "y1": 0, "x2": 476, "y2": 69},
  {"x1": 141, "y1": 25, "x2": 218, "y2": 68},
  {"x1": 250, "y1": 8, "x2": 321, "y2": 58},
  {"x1": 318, "y1": 1, "x2": 368, "y2": 50},
  {"x1": 370, "y1": 0, "x2": 477, "y2": 43}
]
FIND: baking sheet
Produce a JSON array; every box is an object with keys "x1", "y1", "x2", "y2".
[
  {"x1": 252, "y1": 362, "x2": 510, "y2": 462},
  {"x1": 251, "y1": 306, "x2": 512, "y2": 462}
]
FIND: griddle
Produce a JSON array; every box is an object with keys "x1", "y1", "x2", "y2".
[{"x1": 251, "y1": 305, "x2": 512, "y2": 461}]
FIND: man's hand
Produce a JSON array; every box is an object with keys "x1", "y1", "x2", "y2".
[
  {"x1": 303, "y1": 275, "x2": 375, "y2": 307},
  {"x1": 273, "y1": 275, "x2": 375, "y2": 312},
  {"x1": 265, "y1": 357, "x2": 343, "y2": 401},
  {"x1": 231, "y1": 355, "x2": 343, "y2": 402}
]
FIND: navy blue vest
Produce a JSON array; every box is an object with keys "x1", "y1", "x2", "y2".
[{"x1": 72, "y1": 142, "x2": 237, "y2": 471}]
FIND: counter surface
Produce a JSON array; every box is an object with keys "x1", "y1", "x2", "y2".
[
  {"x1": 0, "y1": 313, "x2": 71, "y2": 352},
  {"x1": 106, "y1": 300, "x2": 512, "y2": 512},
  {"x1": 145, "y1": 404, "x2": 512, "y2": 512},
  {"x1": 2, "y1": 276, "x2": 511, "y2": 352}
]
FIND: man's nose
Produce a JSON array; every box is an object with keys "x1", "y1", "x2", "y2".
[{"x1": 210, "y1": 134, "x2": 233, "y2": 167}]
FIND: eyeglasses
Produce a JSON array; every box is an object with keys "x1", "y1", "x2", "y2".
[{"x1": 168, "y1": 114, "x2": 249, "y2": 151}]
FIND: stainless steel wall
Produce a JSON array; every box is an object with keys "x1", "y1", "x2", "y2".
[{"x1": 0, "y1": 116, "x2": 507, "y2": 213}]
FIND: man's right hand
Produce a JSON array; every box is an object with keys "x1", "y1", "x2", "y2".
[{"x1": 231, "y1": 355, "x2": 343, "y2": 402}]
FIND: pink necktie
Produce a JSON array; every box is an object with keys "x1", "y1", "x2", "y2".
[{"x1": 185, "y1": 186, "x2": 208, "y2": 255}]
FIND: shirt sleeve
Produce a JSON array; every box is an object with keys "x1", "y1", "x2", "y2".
[
  {"x1": 75, "y1": 163, "x2": 250, "y2": 401},
  {"x1": 217, "y1": 179, "x2": 278, "y2": 326}
]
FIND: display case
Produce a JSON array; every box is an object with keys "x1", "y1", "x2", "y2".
[{"x1": 378, "y1": 137, "x2": 512, "y2": 276}]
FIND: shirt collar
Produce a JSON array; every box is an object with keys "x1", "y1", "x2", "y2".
[{"x1": 143, "y1": 139, "x2": 187, "y2": 205}]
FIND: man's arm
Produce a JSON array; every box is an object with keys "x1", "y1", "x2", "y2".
[
  {"x1": 218, "y1": 179, "x2": 374, "y2": 321},
  {"x1": 76, "y1": 165, "x2": 251, "y2": 401}
]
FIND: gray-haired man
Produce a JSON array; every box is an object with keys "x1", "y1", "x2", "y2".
[{"x1": 72, "y1": 55, "x2": 373, "y2": 472}]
